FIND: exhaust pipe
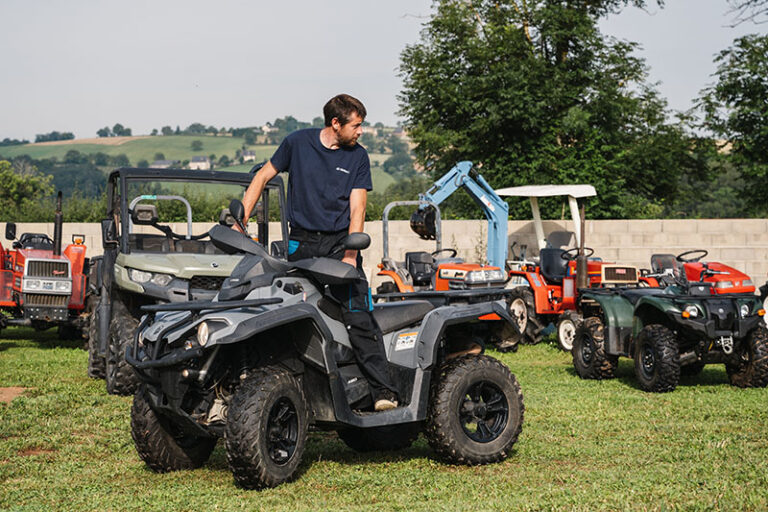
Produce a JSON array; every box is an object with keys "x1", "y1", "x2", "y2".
[
  {"x1": 53, "y1": 191, "x2": 63, "y2": 256},
  {"x1": 576, "y1": 201, "x2": 588, "y2": 289}
]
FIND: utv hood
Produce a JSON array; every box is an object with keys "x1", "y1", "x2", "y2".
[{"x1": 116, "y1": 252, "x2": 243, "y2": 278}]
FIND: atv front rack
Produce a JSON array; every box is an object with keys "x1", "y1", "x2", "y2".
[
  {"x1": 374, "y1": 287, "x2": 515, "y2": 306},
  {"x1": 140, "y1": 297, "x2": 283, "y2": 313}
]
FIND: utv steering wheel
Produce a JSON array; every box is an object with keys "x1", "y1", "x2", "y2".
[
  {"x1": 676, "y1": 249, "x2": 708, "y2": 263},
  {"x1": 561, "y1": 247, "x2": 595, "y2": 261},
  {"x1": 431, "y1": 248, "x2": 458, "y2": 259}
]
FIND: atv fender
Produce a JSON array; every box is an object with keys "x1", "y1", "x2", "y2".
[{"x1": 580, "y1": 291, "x2": 634, "y2": 356}]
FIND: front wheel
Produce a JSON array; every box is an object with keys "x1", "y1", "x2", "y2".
[
  {"x1": 557, "y1": 311, "x2": 581, "y2": 352},
  {"x1": 727, "y1": 327, "x2": 768, "y2": 388},
  {"x1": 226, "y1": 367, "x2": 309, "y2": 489},
  {"x1": 106, "y1": 296, "x2": 140, "y2": 395},
  {"x1": 497, "y1": 287, "x2": 542, "y2": 351},
  {"x1": 572, "y1": 317, "x2": 618, "y2": 380},
  {"x1": 131, "y1": 386, "x2": 217, "y2": 472},
  {"x1": 87, "y1": 296, "x2": 105, "y2": 379},
  {"x1": 633, "y1": 324, "x2": 680, "y2": 392},
  {"x1": 426, "y1": 355, "x2": 524, "y2": 465}
]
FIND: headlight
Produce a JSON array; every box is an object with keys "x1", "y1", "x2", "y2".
[
  {"x1": 23, "y1": 279, "x2": 41, "y2": 290},
  {"x1": 128, "y1": 268, "x2": 152, "y2": 283},
  {"x1": 714, "y1": 281, "x2": 733, "y2": 289},
  {"x1": 464, "y1": 269, "x2": 506, "y2": 283},
  {"x1": 55, "y1": 280, "x2": 71, "y2": 292},
  {"x1": 197, "y1": 321, "x2": 210, "y2": 346},
  {"x1": 682, "y1": 305, "x2": 699, "y2": 318},
  {"x1": 150, "y1": 273, "x2": 173, "y2": 286},
  {"x1": 740, "y1": 304, "x2": 751, "y2": 318},
  {"x1": 742, "y1": 279, "x2": 753, "y2": 287}
]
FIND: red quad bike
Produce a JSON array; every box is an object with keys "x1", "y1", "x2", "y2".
[
  {"x1": 495, "y1": 185, "x2": 644, "y2": 352},
  {"x1": 0, "y1": 193, "x2": 90, "y2": 339},
  {"x1": 644, "y1": 249, "x2": 755, "y2": 295}
]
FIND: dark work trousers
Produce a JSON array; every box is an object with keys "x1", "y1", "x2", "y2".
[{"x1": 287, "y1": 226, "x2": 398, "y2": 399}]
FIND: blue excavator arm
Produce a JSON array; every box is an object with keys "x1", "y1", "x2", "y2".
[{"x1": 418, "y1": 161, "x2": 508, "y2": 268}]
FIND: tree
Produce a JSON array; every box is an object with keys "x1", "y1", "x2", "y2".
[
  {"x1": 97, "y1": 126, "x2": 112, "y2": 138},
  {"x1": 727, "y1": 0, "x2": 768, "y2": 24},
  {"x1": 154, "y1": 152, "x2": 165, "y2": 161},
  {"x1": 397, "y1": 0, "x2": 703, "y2": 220},
  {"x1": 161, "y1": 126, "x2": 174, "y2": 136},
  {"x1": 191, "y1": 140, "x2": 203, "y2": 151},
  {"x1": 700, "y1": 33, "x2": 768, "y2": 214},
  {"x1": 0, "y1": 160, "x2": 53, "y2": 220}
]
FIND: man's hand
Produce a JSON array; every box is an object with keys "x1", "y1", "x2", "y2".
[{"x1": 342, "y1": 249, "x2": 357, "y2": 267}]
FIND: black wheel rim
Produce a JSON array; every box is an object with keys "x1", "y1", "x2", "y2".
[
  {"x1": 459, "y1": 381, "x2": 509, "y2": 443},
  {"x1": 580, "y1": 332, "x2": 594, "y2": 364},
  {"x1": 266, "y1": 397, "x2": 298, "y2": 465},
  {"x1": 640, "y1": 344, "x2": 656, "y2": 378}
]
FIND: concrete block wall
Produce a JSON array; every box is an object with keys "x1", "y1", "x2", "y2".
[{"x1": 4, "y1": 219, "x2": 768, "y2": 289}]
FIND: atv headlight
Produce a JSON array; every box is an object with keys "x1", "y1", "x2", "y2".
[
  {"x1": 714, "y1": 281, "x2": 734, "y2": 289},
  {"x1": 197, "y1": 321, "x2": 210, "y2": 346},
  {"x1": 740, "y1": 304, "x2": 751, "y2": 318},
  {"x1": 682, "y1": 305, "x2": 699, "y2": 319}
]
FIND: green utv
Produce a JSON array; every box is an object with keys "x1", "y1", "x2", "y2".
[
  {"x1": 88, "y1": 167, "x2": 288, "y2": 395},
  {"x1": 572, "y1": 281, "x2": 768, "y2": 392}
]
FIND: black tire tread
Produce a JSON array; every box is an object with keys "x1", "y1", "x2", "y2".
[
  {"x1": 634, "y1": 324, "x2": 680, "y2": 393},
  {"x1": 572, "y1": 317, "x2": 618, "y2": 380},
  {"x1": 87, "y1": 295, "x2": 105, "y2": 379},
  {"x1": 727, "y1": 326, "x2": 768, "y2": 388},
  {"x1": 106, "y1": 296, "x2": 139, "y2": 395}
]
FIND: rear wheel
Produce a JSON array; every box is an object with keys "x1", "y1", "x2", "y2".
[
  {"x1": 87, "y1": 296, "x2": 105, "y2": 379},
  {"x1": 634, "y1": 324, "x2": 680, "y2": 392},
  {"x1": 131, "y1": 386, "x2": 217, "y2": 472},
  {"x1": 557, "y1": 311, "x2": 581, "y2": 352},
  {"x1": 727, "y1": 327, "x2": 768, "y2": 388},
  {"x1": 572, "y1": 317, "x2": 618, "y2": 380},
  {"x1": 426, "y1": 355, "x2": 524, "y2": 465},
  {"x1": 226, "y1": 367, "x2": 309, "y2": 489},
  {"x1": 337, "y1": 423, "x2": 421, "y2": 452},
  {"x1": 106, "y1": 295, "x2": 139, "y2": 395}
]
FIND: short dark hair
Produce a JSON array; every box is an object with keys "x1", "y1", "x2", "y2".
[{"x1": 323, "y1": 94, "x2": 367, "y2": 126}]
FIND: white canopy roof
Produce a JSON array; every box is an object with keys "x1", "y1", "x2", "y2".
[{"x1": 495, "y1": 184, "x2": 597, "y2": 199}]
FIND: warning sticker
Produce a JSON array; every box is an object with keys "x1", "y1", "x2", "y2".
[{"x1": 395, "y1": 331, "x2": 418, "y2": 351}]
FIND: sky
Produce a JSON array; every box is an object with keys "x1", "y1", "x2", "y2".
[{"x1": 0, "y1": 0, "x2": 761, "y2": 141}]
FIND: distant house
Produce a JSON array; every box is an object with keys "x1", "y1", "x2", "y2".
[
  {"x1": 151, "y1": 159, "x2": 180, "y2": 169},
  {"x1": 261, "y1": 123, "x2": 278, "y2": 134},
  {"x1": 242, "y1": 150, "x2": 256, "y2": 162},
  {"x1": 189, "y1": 156, "x2": 211, "y2": 170}
]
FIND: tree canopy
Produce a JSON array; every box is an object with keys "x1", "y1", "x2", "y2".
[{"x1": 397, "y1": 0, "x2": 714, "y2": 219}]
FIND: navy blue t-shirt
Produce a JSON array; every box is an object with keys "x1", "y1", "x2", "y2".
[{"x1": 270, "y1": 128, "x2": 372, "y2": 232}]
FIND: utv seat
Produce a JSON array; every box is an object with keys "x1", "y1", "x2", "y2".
[
  {"x1": 373, "y1": 300, "x2": 435, "y2": 334},
  {"x1": 539, "y1": 248, "x2": 568, "y2": 284},
  {"x1": 405, "y1": 251, "x2": 435, "y2": 287}
]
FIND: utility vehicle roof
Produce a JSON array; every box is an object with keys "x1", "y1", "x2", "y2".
[
  {"x1": 495, "y1": 184, "x2": 596, "y2": 199},
  {"x1": 108, "y1": 167, "x2": 255, "y2": 184}
]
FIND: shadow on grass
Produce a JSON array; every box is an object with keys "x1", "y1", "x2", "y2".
[
  {"x1": 563, "y1": 359, "x2": 731, "y2": 391},
  {"x1": 0, "y1": 326, "x2": 85, "y2": 350}
]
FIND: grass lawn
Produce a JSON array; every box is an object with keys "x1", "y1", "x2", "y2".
[{"x1": 3, "y1": 329, "x2": 765, "y2": 511}]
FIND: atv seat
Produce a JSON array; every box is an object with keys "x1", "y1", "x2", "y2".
[
  {"x1": 539, "y1": 248, "x2": 568, "y2": 283},
  {"x1": 373, "y1": 300, "x2": 435, "y2": 334},
  {"x1": 619, "y1": 288, "x2": 668, "y2": 305},
  {"x1": 405, "y1": 251, "x2": 435, "y2": 287}
]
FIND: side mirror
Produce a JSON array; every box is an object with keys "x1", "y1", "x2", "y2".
[
  {"x1": 101, "y1": 219, "x2": 118, "y2": 248},
  {"x1": 5, "y1": 222, "x2": 16, "y2": 241},
  {"x1": 344, "y1": 232, "x2": 371, "y2": 251}
]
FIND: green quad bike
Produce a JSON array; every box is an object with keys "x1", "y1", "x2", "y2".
[{"x1": 572, "y1": 281, "x2": 768, "y2": 392}]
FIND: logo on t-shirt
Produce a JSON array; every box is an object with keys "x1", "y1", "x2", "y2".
[{"x1": 336, "y1": 167, "x2": 350, "y2": 174}]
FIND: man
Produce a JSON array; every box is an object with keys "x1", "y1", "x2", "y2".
[{"x1": 240, "y1": 93, "x2": 398, "y2": 411}]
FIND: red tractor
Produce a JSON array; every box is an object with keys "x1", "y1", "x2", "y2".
[
  {"x1": 644, "y1": 250, "x2": 755, "y2": 294},
  {"x1": 0, "y1": 193, "x2": 90, "y2": 338}
]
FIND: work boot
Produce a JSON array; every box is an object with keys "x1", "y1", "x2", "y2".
[{"x1": 374, "y1": 390, "x2": 398, "y2": 411}]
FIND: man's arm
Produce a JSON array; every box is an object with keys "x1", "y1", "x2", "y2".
[
  {"x1": 344, "y1": 188, "x2": 367, "y2": 266},
  {"x1": 238, "y1": 161, "x2": 279, "y2": 232}
]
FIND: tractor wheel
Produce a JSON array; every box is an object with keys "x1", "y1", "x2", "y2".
[
  {"x1": 87, "y1": 296, "x2": 105, "y2": 379},
  {"x1": 226, "y1": 367, "x2": 309, "y2": 489},
  {"x1": 763, "y1": 296, "x2": 768, "y2": 328},
  {"x1": 131, "y1": 385, "x2": 216, "y2": 472},
  {"x1": 337, "y1": 423, "x2": 421, "y2": 453},
  {"x1": 571, "y1": 317, "x2": 618, "y2": 380},
  {"x1": 106, "y1": 296, "x2": 139, "y2": 396},
  {"x1": 497, "y1": 287, "x2": 542, "y2": 350},
  {"x1": 726, "y1": 326, "x2": 768, "y2": 388},
  {"x1": 425, "y1": 355, "x2": 524, "y2": 465},
  {"x1": 556, "y1": 311, "x2": 582, "y2": 352},
  {"x1": 633, "y1": 324, "x2": 680, "y2": 393}
]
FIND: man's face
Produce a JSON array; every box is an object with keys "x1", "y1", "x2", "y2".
[{"x1": 334, "y1": 112, "x2": 364, "y2": 147}]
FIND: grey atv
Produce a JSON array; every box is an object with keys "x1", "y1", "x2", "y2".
[
  {"x1": 126, "y1": 202, "x2": 524, "y2": 489},
  {"x1": 572, "y1": 281, "x2": 768, "y2": 392},
  {"x1": 89, "y1": 167, "x2": 288, "y2": 396}
]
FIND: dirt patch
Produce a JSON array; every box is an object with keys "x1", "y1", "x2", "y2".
[
  {"x1": 0, "y1": 387, "x2": 28, "y2": 404},
  {"x1": 30, "y1": 136, "x2": 149, "y2": 146},
  {"x1": 18, "y1": 447, "x2": 56, "y2": 457}
]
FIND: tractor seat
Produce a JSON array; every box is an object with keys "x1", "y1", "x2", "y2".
[
  {"x1": 17, "y1": 233, "x2": 54, "y2": 250},
  {"x1": 373, "y1": 300, "x2": 435, "y2": 334},
  {"x1": 405, "y1": 251, "x2": 435, "y2": 287},
  {"x1": 539, "y1": 248, "x2": 568, "y2": 283}
]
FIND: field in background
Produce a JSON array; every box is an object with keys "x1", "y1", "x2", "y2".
[{"x1": 1, "y1": 329, "x2": 766, "y2": 511}]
